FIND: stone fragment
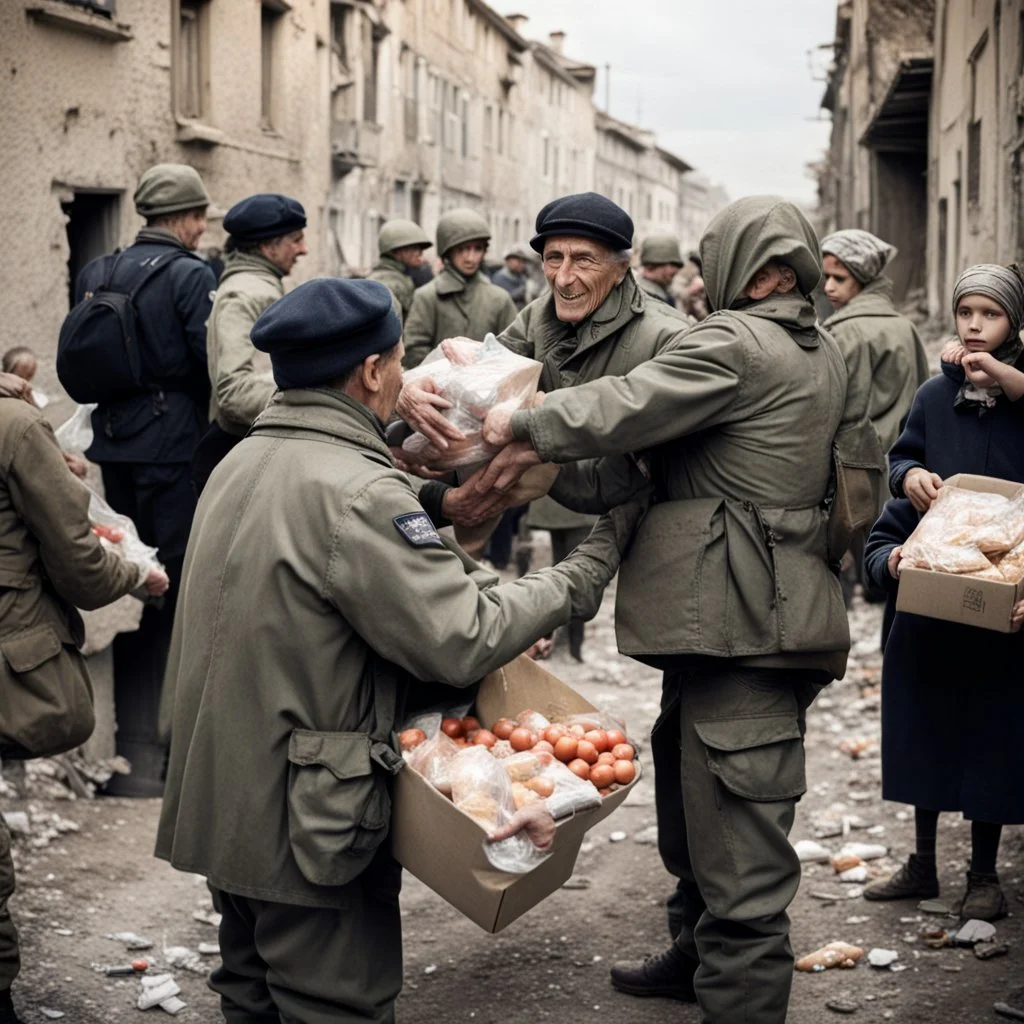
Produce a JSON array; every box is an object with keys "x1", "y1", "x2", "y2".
[
  {"x1": 105, "y1": 931, "x2": 153, "y2": 951},
  {"x1": 975, "y1": 942, "x2": 1009, "y2": 961},
  {"x1": 867, "y1": 948, "x2": 899, "y2": 968},
  {"x1": 794, "y1": 839, "x2": 832, "y2": 863},
  {"x1": 918, "y1": 899, "x2": 954, "y2": 915},
  {"x1": 633, "y1": 825, "x2": 659, "y2": 845},
  {"x1": 839, "y1": 842, "x2": 887, "y2": 861},
  {"x1": 608, "y1": 830, "x2": 627, "y2": 843},
  {"x1": 138, "y1": 976, "x2": 180, "y2": 1011},
  {"x1": 159, "y1": 997, "x2": 188, "y2": 1016},
  {"x1": 955, "y1": 919, "x2": 997, "y2": 945},
  {"x1": 1, "y1": 811, "x2": 30, "y2": 835},
  {"x1": 198, "y1": 942, "x2": 220, "y2": 956},
  {"x1": 826, "y1": 999, "x2": 860, "y2": 1015},
  {"x1": 838, "y1": 865, "x2": 868, "y2": 883}
]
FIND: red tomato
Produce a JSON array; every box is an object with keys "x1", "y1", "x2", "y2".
[
  {"x1": 590, "y1": 764, "x2": 615, "y2": 789},
  {"x1": 461, "y1": 716, "x2": 481, "y2": 733},
  {"x1": 491, "y1": 718, "x2": 516, "y2": 740},
  {"x1": 472, "y1": 729, "x2": 497, "y2": 749},
  {"x1": 399, "y1": 728, "x2": 427, "y2": 751},
  {"x1": 553, "y1": 736, "x2": 578, "y2": 763},
  {"x1": 583, "y1": 729, "x2": 609, "y2": 754},
  {"x1": 567, "y1": 758, "x2": 591, "y2": 780},
  {"x1": 596, "y1": 752, "x2": 616, "y2": 766},
  {"x1": 613, "y1": 759, "x2": 636, "y2": 785},
  {"x1": 576, "y1": 740, "x2": 599, "y2": 765},
  {"x1": 605, "y1": 728, "x2": 627, "y2": 748},
  {"x1": 441, "y1": 717, "x2": 464, "y2": 739},
  {"x1": 509, "y1": 727, "x2": 536, "y2": 752},
  {"x1": 526, "y1": 776, "x2": 555, "y2": 798},
  {"x1": 533, "y1": 740, "x2": 555, "y2": 755},
  {"x1": 543, "y1": 724, "x2": 569, "y2": 745},
  {"x1": 611, "y1": 743, "x2": 635, "y2": 762}
]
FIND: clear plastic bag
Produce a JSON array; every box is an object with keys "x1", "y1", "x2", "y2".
[
  {"x1": 502, "y1": 751, "x2": 601, "y2": 819},
  {"x1": 87, "y1": 489, "x2": 162, "y2": 579},
  {"x1": 405, "y1": 728, "x2": 461, "y2": 797},
  {"x1": 401, "y1": 333, "x2": 542, "y2": 472},
  {"x1": 55, "y1": 404, "x2": 97, "y2": 453}
]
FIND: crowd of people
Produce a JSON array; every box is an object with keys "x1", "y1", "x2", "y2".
[{"x1": 0, "y1": 160, "x2": 1022, "y2": 1024}]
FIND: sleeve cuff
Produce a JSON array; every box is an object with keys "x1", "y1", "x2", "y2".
[
  {"x1": 510, "y1": 410, "x2": 533, "y2": 442},
  {"x1": 419, "y1": 480, "x2": 452, "y2": 527}
]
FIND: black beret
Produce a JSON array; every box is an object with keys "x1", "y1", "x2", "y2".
[
  {"x1": 250, "y1": 279, "x2": 401, "y2": 389},
  {"x1": 223, "y1": 193, "x2": 307, "y2": 243},
  {"x1": 530, "y1": 192, "x2": 634, "y2": 254}
]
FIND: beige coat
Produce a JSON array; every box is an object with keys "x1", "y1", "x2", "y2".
[
  {"x1": 0, "y1": 400, "x2": 140, "y2": 758},
  {"x1": 206, "y1": 251, "x2": 282, "y2": 436},
  {"x1": 156, "y1": 388, "x2": 619, "y2": 908}
]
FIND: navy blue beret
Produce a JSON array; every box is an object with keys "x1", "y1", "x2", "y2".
[
  {"x1": 530, "y1": 192, "x2": 634, "y2": 254},
  {"x1": 223, "y1": 193, "x2": 307, "y2": 243},
  {"x1": 250, "y1": 279, "x2": 402, "y2": 388}
]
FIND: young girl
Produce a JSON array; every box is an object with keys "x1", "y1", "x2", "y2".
[{"x1": 862, "y1": 264, "x2": 1024, "y2": 920}]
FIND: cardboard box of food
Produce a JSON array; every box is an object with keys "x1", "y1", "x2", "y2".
[
  {"x1": 390, "y1": 654, "x2": 639, "y2": 933},
  {"x1": 896, "y1": 473, "x2": 1024, "y2": 632}
]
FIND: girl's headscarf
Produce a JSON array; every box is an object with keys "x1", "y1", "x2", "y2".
[
  {"x1": 820, "y1": 229, "x2": 897, "y2": 284},
  {"x1": 951, "y1": 263, "x2": 1024, "y2": 413}
]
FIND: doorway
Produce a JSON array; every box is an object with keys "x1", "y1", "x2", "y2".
[{"x1": 62, "y1": 190, "x2": 121, "y2": 305}]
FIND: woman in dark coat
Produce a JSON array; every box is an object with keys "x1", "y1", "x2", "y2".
[{"x1": 861, "y1": 264, "x2": 1024, "y2": 921}]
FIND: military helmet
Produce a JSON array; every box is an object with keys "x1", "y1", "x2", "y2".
[
  {"x1": 640, "y1": 234, "x2": 684, "y2": 267},
  {"x1": 378, "y1": 219, "x2": 431, "y2": 255},
  {"x1": 436, "y1": 208, "x2": 491, "y2": 257},
  {"x1": 134, "y1": 163, "x2": 210, "y2": 218}
]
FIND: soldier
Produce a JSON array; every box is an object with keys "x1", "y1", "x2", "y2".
[
  {"x1": 481, "y1": 197, "x2": 870, "y2": 1024},
  {"x1": 368, "y1": 219, "x2": 432, "y2": 320},
  {"x1": 156, "y1": 277, "x2": 635, "y2": 1021},
  {"x1": 69, "y1": 163, "x2": 216, "y2": 796},
  {"x1": 403, "y1": 209, "x2": 517, "y2": 368},
  {"x1": 192, "y1": 193, "x2": 308, "y2": 495},
  {"x1": 637, "y1": 234, "x2": 685, "y2": 309},
  {"x1": 491, "y1": 244, "x2": 533, "y2": 311},
  {"x1": 1, "y1": 388, "x2": 168, "y2": 1024}
]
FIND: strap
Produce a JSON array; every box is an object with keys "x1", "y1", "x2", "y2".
[{"x1": 127, "y1": 249, "x2": 191, "y2": 302}]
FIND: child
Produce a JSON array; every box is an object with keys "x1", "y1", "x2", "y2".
[
  {"x1": 862, "y1": 263, "x2": 1024, "y2": 920},
  {"x1": 1, "y1": 346, "x2": 38, "y2": 382}
]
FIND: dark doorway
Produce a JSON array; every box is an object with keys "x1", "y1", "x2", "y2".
[
  {"x1": 62, "y1": 190, "x2": 121, "y2": 305},
  {"x1": 872, "y1": 150, "x2": 927, "y2": 301}
]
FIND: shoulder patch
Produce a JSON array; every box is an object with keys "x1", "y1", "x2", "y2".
[{"x1": 393, "y1": 511, "x2": 444, "y2": 548}]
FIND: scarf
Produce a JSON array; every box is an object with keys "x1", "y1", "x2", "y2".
[{"x1": 820, "y1": 229, "x2": 897, "y2": 284}]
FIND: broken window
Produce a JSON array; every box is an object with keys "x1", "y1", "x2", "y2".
[
  {"x1": 176, "y1": 0, "x2": 206, "y2": 120},
  {"x1": 261, "y1": 3, "x2": 286, "y2": 130},
  {"x1": 967, "y1": 121, "x2": 982, "y2": 205}
]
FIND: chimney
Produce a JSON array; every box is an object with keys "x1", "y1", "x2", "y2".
[
  {"x1": 548, "y1": 30, "x2": 566, "y2": 54},
  {"x1": 505, "y1": 13, "x2": 528, "y2": 34}
]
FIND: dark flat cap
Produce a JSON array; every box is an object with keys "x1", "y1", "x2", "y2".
[
  {"x1": 250, "y1": 279, "x2": 401, "y2": 389},
  {"x1": 224, "y1": 193, "x2": 307, "y2": 243},
  {"x1": 530, "y1": 192, "x2": 634, "y2": 254}
]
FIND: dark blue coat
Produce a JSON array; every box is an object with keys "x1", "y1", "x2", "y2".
[
  {"x1": 75, "y1": 232, "x2": 215, "y2": 464},
  {"x1": 866, "y1": 363, "x2": 1024, "y2": 823}
]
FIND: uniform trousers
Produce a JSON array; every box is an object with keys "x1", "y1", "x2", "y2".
[
  {"x1": 210, "y1": 854, "x2": 403, "y2": 1023},
  {"x1": 0, "y1": 816, "x2": 18, "y2": 993},
  {"x1": 653, "y1": 666, "x2": 824, "y2": 1024}
]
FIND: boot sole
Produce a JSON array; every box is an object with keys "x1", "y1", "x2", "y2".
[
  {"x1": 610, "y1": 979, "x2": 697, "y2": 1002},
  {"x1": 863, "y1": 885, "x2": 939, "y2": 902}
]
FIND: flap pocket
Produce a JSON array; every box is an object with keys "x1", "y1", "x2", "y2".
[
  {"x1": 1, "y1": 625, "x2": 62, "y2": 673},
  {"x1": 288, "y1": 730, "x2": 373, "y2": 781},
  {"x1": 695, "y1": 714, "x2": 806, "y2": 802}
]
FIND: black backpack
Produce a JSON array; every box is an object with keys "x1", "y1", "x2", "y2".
[{"x1": 57, "y1": 249, "x2": 188, "y2": 404}]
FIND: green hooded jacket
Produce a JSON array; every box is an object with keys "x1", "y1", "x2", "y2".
[
  {"x1": 513, "y1": 197, "x2": 855, "y2": 677},
  {"x1": 823, "y1": 277, "x2": 929, "y2": 452},
  {"x1": 403, "y1": 264, "x2": 517, "y2": 368},
  {"x1": 206, "y1": 250, "x2": 282, "y2": 435},
  {"x1": 368, "y1": 255, "x2": 416, "y2": 321}
]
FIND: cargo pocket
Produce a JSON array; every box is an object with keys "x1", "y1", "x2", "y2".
[
  {"x1": 0, "y1": 623, "x2": 94, "y2": 759},
  {"x1": 694, "y1": 714, "x2": 806, "y2": 802},
  {"x1": 286, "y1": 729, "x2": 398, "y2": 887}
]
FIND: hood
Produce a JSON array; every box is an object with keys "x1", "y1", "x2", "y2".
[{"x1": 699, "y1": 196, "x2": 822, "y2": 312}]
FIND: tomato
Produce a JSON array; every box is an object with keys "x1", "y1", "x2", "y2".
[
  {"x1": 606, "y1": 728, "x2": 627, "y2": 748},
  {"x1": 589, "y1": 763, "x2": 615, "y2": 789},
  {"x1": 441, "y1": 717, "x2": 464, "y2": 739},
  {"x1": 553, "y1": 736, "x2": 578, "y2": 763},
  {"x1": 398, "y1": 728, "x2": 427, "y2": 751},
  {"x1": 611, "y1": 743, "x2": 635, "y2": 762},
  {"x1": 509, "y1": 727, "x2": 536, "y2": 752},
  {"x1": 532, "y1": 740, "x2": 555, "y2": 755},
  {"x1": 491, "y1": 718, "x2": 516, "y2": 740},
  {"x1": 583, "y1": 730, "x2": 609, "y2": 754},
  {"x1": 472, "y1": 729, "x2": 497, "y2": 749},
  {"x1": 543, "y1": 724, "x2": 569, "y2": 745},
  {"x1": 526, "y1": 776, "x2": 555, "y2": 798},
  {"x1": 576, "y1": 740, "x2": 599, "y2": 765},
  {"x1": 613, "y1": 759, "x2": 636, "y2": 785},
  {"x1": 461, "y1": 716, "x2": 481, "y2": 733},
  {"x1": 567, "y1": 758, "x2": 591, "y2": 780},
  {"x1": 596, "y1": 751, "x2": 616, "y2": 766}
]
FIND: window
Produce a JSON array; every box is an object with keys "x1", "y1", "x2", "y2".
[
  {"x1": 484, "y1": 105, "x2": 493, "y2": 149},
  {"x1": 646, "y1": 193, "x2": 652, "y2": 219},
  {"x1": 261, "y1": 4, "x2": 284, "y2": 130},
  {"x1": 402, "y1": 47, "x2": 418, "y2": 141},
  {"x1": 330, "y1": 4, "x2": 349, "y2": 68},
  {"x1": 967, "y1": 120, "x2": 982, "y2": 204},
  {"x1": 543, "y1": 136, "x2": 550, "y2": 177},
  {"x1": 176, "y1": 0, "x2": 207, "y2": 120},
  {"x1": 461, "y1": 94, "x2": 469, "y2": 158},
  {"x1": 497, "y1": 108, "x2": 505, "y2": 155},
  {"x1": 362, "y1": 15, "x2": 381, "y2": 123},
  {"x1": 937, "y1": 197, "x2": 948, "y2": 294}
]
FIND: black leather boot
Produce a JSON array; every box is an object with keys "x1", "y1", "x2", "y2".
[
  {"x1": 610, "y1": 944, "x2": 699, "y2": 1001},
  {"x1": 0, "y1": 990, "x2": 25, "y2": 1024}
]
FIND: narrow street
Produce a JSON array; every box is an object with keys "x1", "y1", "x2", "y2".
[{"x1": 4, "y1": 571, "x2": 1021, "y2": 1023}]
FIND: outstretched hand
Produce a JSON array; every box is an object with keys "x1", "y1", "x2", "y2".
[
  {"x1": 474, "y1": 442, "x2": 542, "y2": 494},
  {"x1": 488, "y1": 801, "x2": 556, "y2": 850},
  {"x1": 441, "y1": 465, "x2": 513, "y2": 525},
  {"x1": 395, "y1": 379, "x2": 464, "y2": 451}
]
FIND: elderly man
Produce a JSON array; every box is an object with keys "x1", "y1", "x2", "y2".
[
  {"x1": 481, "y1": 197, "x2": 879, "y2": 1024},
  {"x1": 157, "y1": 277, "x2": 635, "y2": 1022},
  {"x1": 637, "y1": 234, "x2": 685, "y2": 309}
]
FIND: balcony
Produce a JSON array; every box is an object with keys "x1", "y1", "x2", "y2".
[{"x1": 331, "y1": 119, "x2": 382, "y2": 175}]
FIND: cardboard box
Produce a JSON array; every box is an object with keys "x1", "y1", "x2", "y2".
[
  {"x1": 896, "y1": 473, "x2": 1024, "y2": 632},
  {"x1": 390, "y1": 654, "x2": 638, "y2": 933}
]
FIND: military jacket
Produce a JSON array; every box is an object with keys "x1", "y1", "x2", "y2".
[{"x1": 368, "y1": 255, "x2": 416, "y2": 320}]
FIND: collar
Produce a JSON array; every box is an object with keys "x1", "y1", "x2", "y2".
[
  {"x1": 435, "y1": 263, "x2": 481, "y2": 296},
  {"x1": 731, "y1": 292, "x2": 820, "y2": 348},
  {"x1": 250, "y1": 388, "x2": 393, "y2": 462},
  {"x1": 222, "y1": 249, "x2": 285, "y2": 281},
  {"x1": 134, "y1": 227, "x2": 191, "y2": 251},
  {"x1": 824, "y1": 277, "x2": 897, "y2": 327},
  {"x1": 376, "y1": 254, "x2": 410, "y2": 276},
  {"x1": 572, "y1": 270, "x2": 646, "y2": 357}
]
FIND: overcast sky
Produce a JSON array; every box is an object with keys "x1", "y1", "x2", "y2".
[{"x1": 504, "y1": 0, "x2": 836, "y2": 206}]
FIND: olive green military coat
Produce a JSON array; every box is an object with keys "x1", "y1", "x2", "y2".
[
  {"x1": 207, "y1": 251, "x2": 282, "y2": 436},
  {"x1": 156, "y1": 388, "x2": 618, "y2": 908},
  {"x1": 823, "y1": 277, "x2": 929, "y2": 453},
  {"x1": 0, "y1": 400, "x2": 140, "y2": 758},
  {"x1": 403, "y1": 265, "x2": 517, "y2": 368},
  {"x1": 368, "y1": 256, "x2": 416, "y2": 321},
  {"x1": 513, "y1": 199, "x2": 854, "y2": 677},
  {"x1": 637, "y1": 275, "x2": 677, "y2": 309}
]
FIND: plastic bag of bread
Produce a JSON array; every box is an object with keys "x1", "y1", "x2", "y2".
[
  {"x1": 501, "y1": 751, "x2": 601, "y2": 819},
  {"x1": 995, "y1": 535, "x2": 1024, "y2": 583},
  {"x1": 901, "y1": 486, "x2": 1005, "y2": 574},
  {"x1": 400, "y1": 333, "x2": 542, "y2": 472},
  {"x1": 406, "y1": 728, "x2": 461, "y2": 797}
]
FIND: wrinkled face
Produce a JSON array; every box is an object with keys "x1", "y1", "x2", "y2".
[
  {"x1": 822, "y1": 254, "x2": 862, "y2": 309},
  {"x1": 643, "y1": 263, "x2": 680, "y2": 287},
  {"x1": 449, "y1": 240, "x2": 488, "y2": 277},
  {"x1": 955, "y1": 294, "x2": 1014, "y2": 353},
  {"x1": 392, "y1": 245, "x2": 427, "y2": 269},
  {"x1": 261, "y1": 230, "x2": 308, "y2": 275},
  {"x1": 542, "y1": 236, "x2": 628, "y2": 324}
]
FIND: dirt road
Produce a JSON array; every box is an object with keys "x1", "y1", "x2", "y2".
[{"x1": 3, "y1": 587, "x2": 1021, "y2": 1023}]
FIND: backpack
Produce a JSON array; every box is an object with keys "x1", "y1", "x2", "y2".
[{"x1": 57, "y1": 249, "x2": 188, "y2": 404}]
